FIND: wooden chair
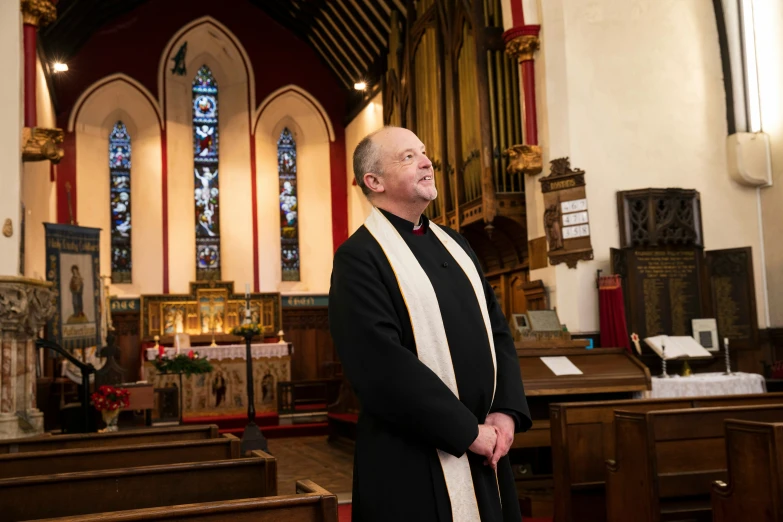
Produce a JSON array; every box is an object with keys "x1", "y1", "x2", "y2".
[
  {"x1": 0, "y1": 434, "x2": 240, "y2": 479},
  {"x1": 0, "y1": 424, "x2": 218, "y2": 454},
  {"x1": 712, "y1": 420, "x2": 783, "y2": 522},
  {"x1": 31, "y1": 480, "x2": 338, "y2": 521},
  {"x1": 550, "y1": 392, "x2": 783, "y2": 522},
  {"x1": 605, "y1": 404, "x2": 783, "y2": 522},
  {"x1": 0, "y1": 450, "x2": 277, "y2": 521}
]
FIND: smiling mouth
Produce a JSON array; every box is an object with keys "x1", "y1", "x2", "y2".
[{"x1": 420, "y1": 176, "x2": 433, "y2": 182}]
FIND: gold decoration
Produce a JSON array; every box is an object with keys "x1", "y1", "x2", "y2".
[
  {"x1": 2, "y1": 219, "x2": 12, "y2": 238},
  {"x1": 506, "y1": 144, "x2": 543, "y2": 176},
  {"x1": 505, "y1": 35, "x2": 540, "y2": 62},
  {"x1": 680, "y1": 359, "x2": 693, "y2": 377},
  {"x1": 22, "y1": 127, "x2": 64, "y2": 164},
  {"x1": 20, "y1": 0, "x2": 56, "y2": 27}
]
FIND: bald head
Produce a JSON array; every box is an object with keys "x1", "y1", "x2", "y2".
[{"x1": 353, "y1": 127, "x2": 395, "y2": 196}]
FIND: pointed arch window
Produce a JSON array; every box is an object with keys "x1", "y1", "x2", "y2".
[
  {"x1": 278, "y1": 128, "x2": 300, "y2": 281},
  {"x1": 192, "y1": 65, "x2": 221, "y2": 280},
  {"x1": 109, "y1": 121, "x2": 132, "y2": 283}
]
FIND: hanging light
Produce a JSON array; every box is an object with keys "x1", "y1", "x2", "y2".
[
  {"x1": 354, "y1": 81, "x2": 367, "y2": 91},
  {"x1": 52, "y1": 62, "x2": 68, "y2": 72}
]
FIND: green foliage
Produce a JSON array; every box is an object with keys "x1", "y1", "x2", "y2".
[
  {"x1": 231, "y1": 323, "x2": 262, "y2": 338},
  {"x1": 153, "y1": 353, "x2": 213, "y2": 376}
]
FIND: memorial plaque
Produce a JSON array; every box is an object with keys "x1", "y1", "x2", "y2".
[
  {"x1": 705, "y1": 247, "x2": 758, "y2": 349},
  {"x1": 611, "y1": 247, "x2": 705, "y2": 340}
]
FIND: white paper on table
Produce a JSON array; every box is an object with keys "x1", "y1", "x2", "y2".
[{"x1": 540, "y1": 356, "x2": 584, "y2": 376}]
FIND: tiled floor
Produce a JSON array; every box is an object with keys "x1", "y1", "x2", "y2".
[{"x1": 267, "y1": 436, "x2": 354, "y2": 500}]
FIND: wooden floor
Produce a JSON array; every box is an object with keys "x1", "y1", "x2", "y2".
[{"x1": 268, "y1": 436, "x2": 354, "y2": 501}]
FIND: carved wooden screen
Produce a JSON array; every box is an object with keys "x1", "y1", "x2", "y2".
[{"x1": 617, "y1": 188, "x2": 704, "y2": 248}]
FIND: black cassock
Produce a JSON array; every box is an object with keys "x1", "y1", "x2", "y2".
[{"x1": 329, "y1": 209, "x2": 532, "y2": 522}]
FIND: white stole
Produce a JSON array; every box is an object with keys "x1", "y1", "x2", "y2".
[{"x1": 364, "y1": 207, "x2": 498, "y2": 522}]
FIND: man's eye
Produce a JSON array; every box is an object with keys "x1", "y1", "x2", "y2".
[{"x1": 405, "y1": 154, "x2": 413, "y2": 160}]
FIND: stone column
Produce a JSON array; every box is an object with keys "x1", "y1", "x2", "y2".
[{"x1": 0, "y1": 277, "x2": 55, "y2": 439}]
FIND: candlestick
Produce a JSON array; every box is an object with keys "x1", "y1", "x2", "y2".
[
  {"x1": 724, "y1": 337, "x2": 732, "y2": 375},
  {"x1": 245, "y1": 283, "x2": 250, "y2": 298},
  {"x1": 661, "y1": 341, "x2": 669, "y2": 378}
]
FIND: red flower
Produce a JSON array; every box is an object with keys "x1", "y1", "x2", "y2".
[
  {"x1": 187, "y1": 350, "x2": 195, "y2": 359},
  {"x1": 158, "y1": 345, "x2": 165, "y2": 357}
]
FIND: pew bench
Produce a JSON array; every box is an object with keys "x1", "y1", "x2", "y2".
[
  {"x1": 550, "y1": 392, "x2": 783, "y2": 522},
  {"x1": 0, "y1": 434, "x2": 240, "y2": 479},
  {"x1": 605, "y1": 404, "x2": 783, "y2": 522},
  {"x1": 32, "y1": 480, "x2": 338, "y2": 522},
  {"x1": 0, "y1": 424, "x2": 219, "y2": 454},
  {"x1": 0, "y1": 450, "x2": 277, "y2": 521},
  {"x1": 712, "y1": 420, "x2": 783, "y2": 522}
]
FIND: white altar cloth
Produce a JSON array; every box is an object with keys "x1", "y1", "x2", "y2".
[
  {"x1": 146, "y1": 343, "x2": 291, "y2": 361},
  {"x1": 638, "y1": 372, "x2": 766, "y2": 399}
]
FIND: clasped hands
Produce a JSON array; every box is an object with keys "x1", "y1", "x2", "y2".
[{"x1": 468, "y1": 412, "x2": 515, "y2": 470}]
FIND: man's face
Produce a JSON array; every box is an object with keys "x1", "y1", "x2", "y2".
[{"x1": 375, "y1": 128, "x2": 437, "y2": 204}]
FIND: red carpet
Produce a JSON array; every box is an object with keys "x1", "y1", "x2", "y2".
[
  {"x1": 182, "y1": 412, "x2": 328, "y2": 438},
  {"x1": 336, "y1": 504, "x2": 551, "y2": 522}
]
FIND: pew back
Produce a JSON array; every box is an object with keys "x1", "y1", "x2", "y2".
[
  {"x1": 31, "y1": 480, "x2": 338, "y2": 522},
  {"x1": 0, "y1": 424, "x2": 219, "y2": 454},
  {"x1": 712, "y1": 420, "x2": 783, "y2": 522},
  {"x1": 551, "y1": 392, "x2": 783, "y2": 522},
  {"x1": 0, "y1": 434, "x2": 240, "y2": 479},
  {"x1": 0, "y1": 450, "x2": 277, "y2": 521},
  {"x1": 605, "y1": 404, "x2": 783, "y2": 522}
]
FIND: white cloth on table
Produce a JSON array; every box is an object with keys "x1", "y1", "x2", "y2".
[
  {"x1": 638, "y1": 372, "x2": 766, "y2": 399},
  {"x1": 145, "y1": 343, "x2": 290, "y2": 361}
]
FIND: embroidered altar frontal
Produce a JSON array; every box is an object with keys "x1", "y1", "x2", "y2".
[{"x1": 144, "y1": 344, "x2": 291, "y2": 416}]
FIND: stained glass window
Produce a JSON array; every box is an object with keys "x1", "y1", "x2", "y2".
[
  {"x1": 278, "y1": 128, "x2": 300, "y2": 281},
  {"x1": 192, "y1": 65, "x2": 221, "y2": 280},
  {"x1": 109, "y1": 121, "x2": 132, "y2": 283}
]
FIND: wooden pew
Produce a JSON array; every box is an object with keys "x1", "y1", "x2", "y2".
[
  {"x1": 711, "y1": 420, "x2": 783, "y2": 522},
  {"x1": 32, "y1": 480, "x2": 338, "y2": 522},
  {"x1": 0, "y1": 424, "x2": 218, "y2": 454},
  {"x1": 0, "y1": 450, "x2": 277, "y2": 521},
  {"x1": 551, "y1": 392, "x2": 783, "y2": 522},
  {"x1": 605, "y1": 404, "x2": 783, "y2": 522},
  {"x1": 0, "y1": 434, "x2": 240, "y2": 479}
]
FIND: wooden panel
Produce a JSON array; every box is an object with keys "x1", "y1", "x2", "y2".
[
  {"x1": 0, "y1": 435, "x2": 240, "y2": 479},
  {"x1": 113, "y1": 310, "x2": 141, "y2": 383},
  {"x1": 282, "y1": 308, "x2": 336, "y2": 381},
  {"x1": 508, "y1": 273, "x2": 528, "y2": 317},
  {"x1": 566, "y1": 423, "x2": 605, "y2": 484},
  {"x1": 0, "y1": 451, "x2": 276, "y2": 521},
  {"x1": 38, "y1": 480, "x2": 338, "y2": 522},
  {"x1": 0, "y1": 424, "x2": 218, "y2": 454},
  {"x1": 655, "y1": 438, "x2": 726, "y2": 474}
]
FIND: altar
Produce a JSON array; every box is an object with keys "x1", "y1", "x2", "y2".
[
  {"x1": 139, "y1": 281, "x2": 291, "y2": 417},
  {"x1": 143, "y1": 343, "x2": 292, "y2": 417}
]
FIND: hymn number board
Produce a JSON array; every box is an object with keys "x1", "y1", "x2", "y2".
[{"x1": 539, "y1": 158, "x2": 594, "y2": 268}]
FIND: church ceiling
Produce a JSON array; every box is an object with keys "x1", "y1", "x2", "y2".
[{"x1": 39, "y1": 0, "x2": 403, "y2": 95}]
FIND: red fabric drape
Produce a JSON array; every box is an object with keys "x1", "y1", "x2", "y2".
[{"x1": 599, "y1": 284, "x2": 630, "y2": 351}]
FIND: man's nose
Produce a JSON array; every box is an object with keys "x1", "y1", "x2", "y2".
[{"x1": 420, "y1": 155, "x2": 433, "y2": 169}]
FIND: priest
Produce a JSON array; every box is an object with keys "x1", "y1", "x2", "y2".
[{"x1": 329, "y1": 126, "x2": 531, "y2": 521}]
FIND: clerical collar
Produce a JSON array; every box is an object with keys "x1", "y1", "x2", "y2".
[{"x1": 376, "y1": 207, "x2": 430, "y2": 235}]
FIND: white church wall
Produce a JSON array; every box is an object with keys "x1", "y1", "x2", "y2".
[
  {"x1": 163, "y1": 20, "x2": 254, "y2": 294},
  {"x1": 754, "y1": 0, "x2": 783, "y2": 326},
  {"x1": 72, "y1": 77, "x2": 163, "y2": 296},
  {"x1": 255, "y1": 88, "x2": 334, "y2": 294},
  {"x1": 22, "y1": 57, "x2": 57, "y2": 281},
  {"x1": 0, "y1": 4, "x2": 22, "y2": 276},
  {"x1": 534, "y1": 0, "x2": 767, "y2": 333},
  {"x1": 345, "y1": 93, "x2": 383, "y2": 234}
]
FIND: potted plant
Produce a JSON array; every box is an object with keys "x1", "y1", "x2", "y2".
[{"x1": 91, "y1": 385, "x2": 130, "y2": 432}]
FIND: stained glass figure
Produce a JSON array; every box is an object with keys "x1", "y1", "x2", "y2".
[
  {"x1": 278, "y1": 128, "x2": 300, "y2": 281},
  {"x1": 109, "y1": 121, "x2": 131, "y2": 283},
  {"x1": 193, "y1": 65, "x2": 221, "y2": 280}
]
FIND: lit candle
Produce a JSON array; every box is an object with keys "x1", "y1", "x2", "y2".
[{"x1": 245, "y1": 283, "x2": 250, "y2": 298}]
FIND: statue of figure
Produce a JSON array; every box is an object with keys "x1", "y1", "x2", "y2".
[
  {"x1": 67, "y1": 265, "x2": 86, "y2": 324},
  {"x1": 174, "y1": 309, "x2": 184, "y2": 333},
  {"x1": 214, "y1": 314, "x2": 223, "y2": 333},
  {"x1": 544, "y1": 204, "x2": 564, "y2": 251}
]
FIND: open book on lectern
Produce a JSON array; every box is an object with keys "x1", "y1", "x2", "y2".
[{"x1": 644, "y1": 335, "x2": 713, "y2": 360}]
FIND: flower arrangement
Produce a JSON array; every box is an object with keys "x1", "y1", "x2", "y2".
[
  {"x1": 91, "y1": 385, "x2": 130, "y2": 412},
  {"x1": 231, "y1": 323, "x2": 263, "y2": 338},
  {"x1": 153, "y1": 349, "x2": 214, "y2": 376}
]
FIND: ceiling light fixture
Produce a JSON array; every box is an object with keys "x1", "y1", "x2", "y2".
[
  {"x1": 53, "y1": 62, "x2": 68, "y2": 72},
  {"x1": 354, "y1": 81, "x2": 367, "y2": 91}
]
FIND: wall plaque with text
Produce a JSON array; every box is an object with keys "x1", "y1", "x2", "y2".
[
  {"x1": 705, "y1": 247, "x2": 758, "y2": 350},
  {"x1": 611, "y1": 247, "x2": 705, "y2": 340}
]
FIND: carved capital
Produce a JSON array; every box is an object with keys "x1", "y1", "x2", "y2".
[
  {"x1": 0, "y1": 277, "x2": 55, "y2": 337},
  {"x1": 505, "y1": 35, "x2": 540, "y2": 62},
  {"x1": 506, "y1": 144, "x2": 543, "y2": 176},
  {"x1": 22, "y1": 127, "x2": 64, "y2": 164},
  {"x1": 20, "y1": 0, "x2": 56, "y2": 27}
]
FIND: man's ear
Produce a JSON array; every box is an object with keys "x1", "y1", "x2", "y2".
[{"x1": 363, "y1": 172, "x2": 384, "y2": 194}]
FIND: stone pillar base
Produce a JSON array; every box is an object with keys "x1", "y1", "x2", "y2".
[{"x1": 0, "y1": 410, "x2": 44, "y2": 440}]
